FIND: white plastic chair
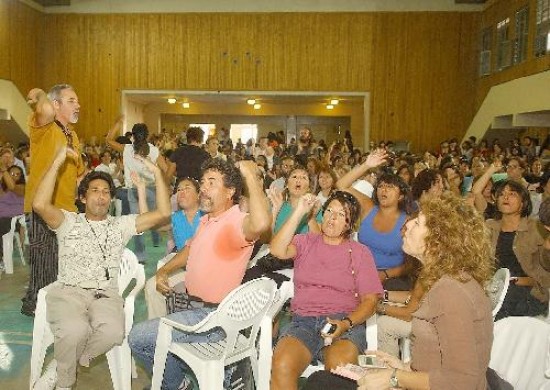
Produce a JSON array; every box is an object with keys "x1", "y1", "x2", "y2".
[
  {"x1": 2, "y1": 214, "x2": 26, "y2": 274},
  {"x1": 489, "y1": 316, "x2": 550, "y2": 389},
  {"x1": 29, "y1": 248, "x2": 145, "y2": 390},
  {"x1": 151, "y1": 278, "x2": 277, "y2": 390},
  {"x1": 485, "y1": 267, "x2": 510, "y2": 319}
]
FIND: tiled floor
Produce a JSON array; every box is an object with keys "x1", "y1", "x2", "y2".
[{"x1": 0, "y1": 234, "x2": 166, "y2": 390}]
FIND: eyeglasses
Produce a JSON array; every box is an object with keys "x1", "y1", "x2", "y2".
[{"x1": 325, "y1": 208, "x2": 346, "y2": 219}]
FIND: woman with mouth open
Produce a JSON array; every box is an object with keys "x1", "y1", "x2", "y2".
[
  {"x1": 269, "y1": 191, "x2": 383, "y2": 390},
  {"x1": 337, "y1": 150, "x2": 413, "y2": 290}
]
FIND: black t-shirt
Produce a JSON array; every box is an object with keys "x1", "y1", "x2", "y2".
[
  {"x1": 495, "y1": 231, "x2": 527, "y2": 277},
  {"x1": 170, "y1": 144, "x2": 210, "y2": 181}
]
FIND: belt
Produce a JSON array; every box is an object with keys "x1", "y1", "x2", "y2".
[{"x1": 187, "y1": 293, "x2": 219, "y2": 308}]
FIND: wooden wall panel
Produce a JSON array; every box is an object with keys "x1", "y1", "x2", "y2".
[
  {"x1": 0, "y1": 0, "x2": 43, "y2": 97},
  {"x1": 6, "y1": 10, "x2": 477, "y2": 151},
  {"x1": 371, "y1": 12, "x2": 480, "y2": 151}
]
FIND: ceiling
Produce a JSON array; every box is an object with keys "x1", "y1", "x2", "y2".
[
  {"x1": 125, "y1": 91, "x2": 366, "y2": 106},
  {"x1": 26, "y1": 0, "x2": 485, "y2": 13}
]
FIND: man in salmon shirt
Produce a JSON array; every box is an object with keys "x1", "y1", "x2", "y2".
[{"x1": 129, "y1": 158, "x2": 271, "y2": 390}]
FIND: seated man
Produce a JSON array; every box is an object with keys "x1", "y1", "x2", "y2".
[
  {"x1": 128, "y1": 159, "x2": 270, "y2": 390},
  {"x1": 32, "y1": 147, "x2": 171, "y2": 390},
  {"x1": 144, "y1": 177, "x2": 204, "y2": 319}
]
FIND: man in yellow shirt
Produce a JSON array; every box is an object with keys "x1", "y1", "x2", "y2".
[{"x1": 21, "y1": 84, "x2": 84, "y2": 316}]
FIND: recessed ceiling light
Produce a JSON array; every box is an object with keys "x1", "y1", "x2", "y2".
[
  {"x1": 253, "y1": 103, "x2": 261, "y2": 110},
  {"x1": 330, "y1": 99, "x2": 339, "y2": 105},
  {"x1": 182, "y1": 102, "x2": 190, "y2": 109},
  {"x1": 326, "y1": 104, "x2": 334, "y2": 110},
  {"x1": 167, "y1": 98, "x2": 177, "y2": 104},
  {"x1": 247, "y1": 99, "x2": 256, "y2": 105}
]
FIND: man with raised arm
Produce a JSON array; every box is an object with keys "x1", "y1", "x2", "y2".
[
  {"x1": 128, "y1": 158, "x2": 271, "y2": 390},
  {"x1": 22, "y1": 85, "x2": 85, "y2": 317},
  {"x1": 32, "y1": 147, "x2": 171, "y2": 390}
]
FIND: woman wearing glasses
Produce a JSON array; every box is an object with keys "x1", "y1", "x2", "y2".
[
  {"x1": 270, "y1": 191, "x2": 383, "y2": 390},
  {"x1": 337, "y1": 150, "x2": 413, "y2": 290}
]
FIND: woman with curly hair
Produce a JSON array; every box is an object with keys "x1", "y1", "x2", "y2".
[{"x1": 305, "y1": 193, "x2": 495, "y2": 390}]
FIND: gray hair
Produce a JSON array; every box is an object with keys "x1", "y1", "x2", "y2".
[{"x1": 47, "y1": 84, "x2": 74, "y2": 101}]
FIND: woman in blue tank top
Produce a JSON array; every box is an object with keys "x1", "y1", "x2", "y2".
[{"x1": 337, "y1": 150, "x2": 412, "y2": 289}]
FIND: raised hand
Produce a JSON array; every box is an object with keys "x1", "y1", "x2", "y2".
[
  {"x1": 133, "y1": 154, "x2": 159, "y2": 173},
  {"x1": 363, "y1": 149, "x2": 388, "y2": 168},
  {"x1": 52, "y1": 146, "x2": 78, "y2": 169},
  {"x1": 267, "y1": 188, "x2": 284, "y2": 211},
  {"x1": 130, "y1": 171, "x2": 145, "y2": 190},
  {"x1": 296, "y1": 193, "x2": 318, "y2": 215}
]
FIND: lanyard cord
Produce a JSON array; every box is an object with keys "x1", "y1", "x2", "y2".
[{"x1": 83, "y1": 215, "x2": 111, "y2": 280}]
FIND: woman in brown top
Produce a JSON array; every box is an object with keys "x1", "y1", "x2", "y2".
[{"x1": 304, "y1": 194, "x2": 495, "y2": 390}]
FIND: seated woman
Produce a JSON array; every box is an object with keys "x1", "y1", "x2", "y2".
[
  {"x1": 487, "y1": 179, "x2": 550, "y2": 320},
  {"x1": 316, "y1": 167, "x2": 337, "y2": 206},
  {"x1": 337, "y1": 150, "x2": 412, "y2": 290},
  {"x1": 304, "y1": 193, "x2": 495, "y2": 390},
  {"x1": 0, "y1": 164, "x2": 26, "y2": 269},
  {"x1": 270, "y1": 191, "x2": 383, "y2": 390}
]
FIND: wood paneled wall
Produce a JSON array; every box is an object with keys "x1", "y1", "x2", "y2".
[
  {"x1": 4, "y1": 5, "x2": 482, "y2": 152},
  {"x1": 0, "y1": 0, "x2": 43, "y2": 96}
]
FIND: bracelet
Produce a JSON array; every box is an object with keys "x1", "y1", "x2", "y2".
[
  {"x1": 378, "y1": 302, "x2": 387, "y2": 315},
  {"x1": 404, "y1": 294, "x2": 411, "y2": 305},
  {"x1": 383, "y1": 289, "x2": 389, "y2": 302},
  {"x1": 342, "y1": 316, "x2": 353, "y2": 328},
  {"x1": 383, "y1": 270, "x2": 390, "y2": 280}
]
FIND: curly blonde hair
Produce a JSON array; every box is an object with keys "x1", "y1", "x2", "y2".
[{"x1": 417, "y1": 193, "x2": 495, "y2": 291}]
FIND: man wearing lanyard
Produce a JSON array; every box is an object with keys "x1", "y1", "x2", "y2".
[{"x1": 32, "y1": 147, "x2": 171, "y2": 390}]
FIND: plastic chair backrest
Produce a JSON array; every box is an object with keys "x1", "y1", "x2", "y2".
[
  {"x1": 485, "y1": 268, "x2": 510, "y2": 318},
  {"x1": 490, "y1": 316, "x2": 550, "y2": 389}
]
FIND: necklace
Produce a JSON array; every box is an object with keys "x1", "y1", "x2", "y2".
[
  {"x1": 84, "y1": 215, "x2": 112, "y2": 280},
  {"x1": 348, "y1": 244, "x2": 359, "y2": 299}
]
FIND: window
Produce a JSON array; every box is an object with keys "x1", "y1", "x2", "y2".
[
  {"x1": 496, "y1": 18, "x2": 512, "y2": 70},
  {"x1": 229, "y1": 124, "x2": 258, "y2": 145},
  {"x1": 514, "y1": 6, "x2": 529, "y2": 64},
  {"x1": 535, "y1": 0, "x2": 550, "y2": 57},
  {"x1": 480, "y1": 27, "x2": 493, "y2": 76}
]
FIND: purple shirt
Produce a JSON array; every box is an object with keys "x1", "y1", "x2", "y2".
[
  {"x1": 0, "y1": 191, "x2": 24, "y2": 218},
  {"x1": 291, "y1": 233, "x2": 383, "y2": 316}
]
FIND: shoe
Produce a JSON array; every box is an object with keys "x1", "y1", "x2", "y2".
[
  {"x1": 21, "y1": 302, "x2": 35, "y2": 317},
  {"x1": 178, "y1": 375, "x2": 193, "y2": 390},
  {"x1": 33, "y1": 360, "x2": 57, "y2": 390}
]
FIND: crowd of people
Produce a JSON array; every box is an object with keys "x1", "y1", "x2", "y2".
[{"x1": 2, "y1": 83, "x2": 550, "y2": 390}]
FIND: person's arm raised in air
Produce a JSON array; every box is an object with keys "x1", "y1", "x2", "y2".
[
  {"x1": 336, "y1": 149, "x2": 387, "y2": 213},
  {"x1": 239, "y1": 160, "x2": 272, "y2": 242},
  {"x1": 32, "y1": 147, "x2": 79, "y2": 229},
  {"x1": 26, "y1": 88, "x2": 55, "y2": 127},
  {"x1": 105, "y1": 115, "x2": 125, "y2": 153},
  {"x1": 270, "y1": 193, "x2": 318, "y2": 260},
  {"x1": 133, "y1": 156, "x2": 171, "y2": 234},
  {"x1": 130, "y1": 171, "x2": 148, "y2": 214},
  {"x1": 471, "y1": 159, "x2": 502, "y2": 214}
]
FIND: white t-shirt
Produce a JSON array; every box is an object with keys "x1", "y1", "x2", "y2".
[{"x1": 123, "y1": 143, "x2": 159, "y2": 188}]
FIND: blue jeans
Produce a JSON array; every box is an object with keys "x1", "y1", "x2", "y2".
[
  {"x1": 128, "y1": 307, "x2": 225, "y2": 390},
  {"x1": 127, "y1": 187, "x2": 160, "y2": 260}
]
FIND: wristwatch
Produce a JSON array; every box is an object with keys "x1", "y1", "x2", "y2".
[{"x1": 389, "y1": 368, "x2": 399, "y2": 388}]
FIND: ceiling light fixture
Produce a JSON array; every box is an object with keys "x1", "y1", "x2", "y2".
[
  {"x1": 167, "y1": 98, "x2": 177, "y2": 104},
  {"x1": 253, "y1": 103, "x2": 261, "y2": 110},
  {"x1": 330, "y1": 99, "x2": 339, "y2": 105},
  {"x1": 247, "y1": 99, "x2": 256, "y2": 105},
  {"x1": 182, "y1": 102, "x2": 190, "y2": 109},
  {"x1": 326, "y1": 104, "x2": 334, "y2": 110}
]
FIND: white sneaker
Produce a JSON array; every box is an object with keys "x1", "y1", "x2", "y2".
[{"x1": 33, "y1": 360, "x2": 57, "y2": 390}]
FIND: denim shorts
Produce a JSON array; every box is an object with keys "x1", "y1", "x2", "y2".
[{"x1": 278, "y1": 312, "x2": 367, "y2": 362}]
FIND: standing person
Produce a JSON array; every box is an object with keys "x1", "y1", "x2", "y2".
[
  {"x1": 128, "y1": 159, "x2": 271, "y2": 390},
  {"x1": 166, "y1": 127, "x2": 210, "y2": 181},
  {"x1": 32, "y1": 147, "x2": 171, "y2": 390},
  {"x1": 21, "y1": 85, "x2": 85, "y2": 317},
  {"x1": 0, "y1": 164, "x2": 26, "y2": 271},
  {"x1": 269, "y1": 155, "x2": 295, "y2": 191},
  {"x1": 107, "y1": 118, "x2": 161, "y2": 261},
  {"x1": 205, "y1": 135, "x2": 227, "y2": 161}
]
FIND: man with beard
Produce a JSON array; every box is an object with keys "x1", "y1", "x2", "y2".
[
  {"x1": 289, "y1": 126, "x2": 313, "y2": 165},
  {"x1": 128, "y1": 158, "x2": 271, "y2": 390},
  {"x1": 32, "y1": 147, "x2": 171, "y2": 390},
  {"x1": 21, "y1": 84, "x2": 85, "y2": 316}
]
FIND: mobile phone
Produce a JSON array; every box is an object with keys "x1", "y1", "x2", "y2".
[
  {"x1": 358, "y1": 354, "x2": 387, "y2": 369},
  {"x1": 321, "y1": 323, "x2": 337, "y2": 335}
]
